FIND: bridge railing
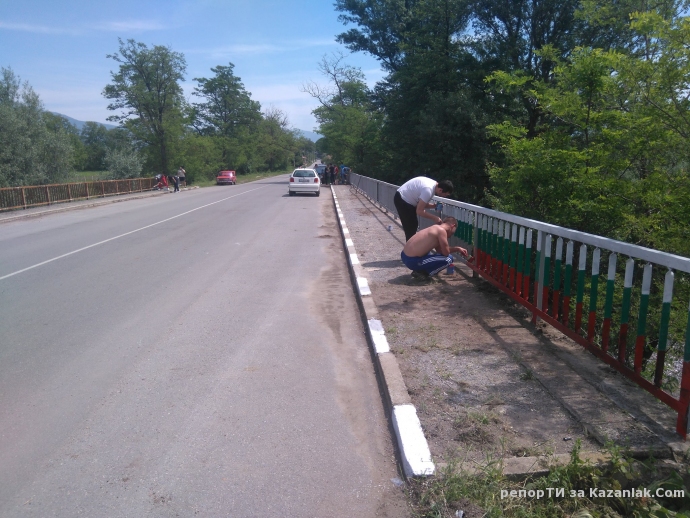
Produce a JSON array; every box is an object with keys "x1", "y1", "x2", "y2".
[
  {"x1": 0, "y1": 178, "x2": 157, "y2": 212},
  {"x1": 350, "y1": 173, "x2": 690, "y2": 438}
]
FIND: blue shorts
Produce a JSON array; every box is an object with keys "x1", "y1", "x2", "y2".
[{"x1": 401, "y1": 251, "x2": 452, "y2": 276}]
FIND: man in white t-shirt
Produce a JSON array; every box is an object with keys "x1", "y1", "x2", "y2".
[{"x1": 394, "y1": 176, "x2": 454, "y2": 241}]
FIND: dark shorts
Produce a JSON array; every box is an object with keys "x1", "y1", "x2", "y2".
[{"x1": 401, "y1": 250, "x2": 452, "y2": 276}]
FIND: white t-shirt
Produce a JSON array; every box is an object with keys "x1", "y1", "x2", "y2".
[{"x1": 397, "y1": 177, "x2": 437, "y2": 206}]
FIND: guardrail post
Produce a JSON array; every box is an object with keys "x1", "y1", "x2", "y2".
[
  {"x1": 532, "y1": 230, "x2": 546, "y2": 324},
  {"x1": 575, "y1": 245, "x2": 588, "y2": 333},
  {"x1": 85, "y1": 182, "x2": 89, "y2": 200},
  {"x1": 542, "y1": 234, "x2": 552, "y2": 315},
  {"x1": 677, "y1": 302, "x2": 690, "y2": 438},
  {"x1": 101, "y1": 181, "x2": 105, "y2": 197},
  {"x1": 553, "y1": 238, "x2": 564, "y2": 319},
  {"x1": 67, "y1": 183, "x2": 72, "y2": 201},
  {"x1": 587, "y1": 248, "x2": 601, "y2": 343},
  {"x1": 618, "y1": 258, "x2": 635, "y2": 363},
  {"x1": 524, "y1": 229, "x2": 533, "y2": 302},
  {"x1": 471, "y1": 212, "x2": 479, "y2": 277},
  {"x1": 602, "y1": 253, "x2": 618, "y2": 352},
  {"x1": 21, "y1": 187, "x2": 26, "y2": 209},
  {"x1": 634, "y1": 264, "x2": 653, "y2": 374},
  {"x1": 509, "y1": 225, "x2": 518, "y2": 292},
  {"x1": 654, "y1": 270, "x2": 674, "y2": 387},
  {"x1": 562, "y1": 242, "x2": 574, "y2": 325},
  {"x1": 535, "y1": 232, "x2": 548, "y2": 322},
  {"x1": 45, "y1": 185, "x2": 51, "y2": 205}
]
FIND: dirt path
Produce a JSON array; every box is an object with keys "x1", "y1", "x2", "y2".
[{"x1": 334, "y1": 185, "x2": 682, "y2": 469}]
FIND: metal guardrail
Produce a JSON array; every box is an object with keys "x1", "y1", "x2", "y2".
[
  {"x1": 350, "y1": 173, "x2": 690, "y2": 438},
  {"x1": 0, "y1": 178, "x2": 157, "y2": 212}
]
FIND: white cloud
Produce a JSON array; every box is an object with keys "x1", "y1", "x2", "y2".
[
  {"x1": 187, "y1": 38, "x2": 338, "y2": 59},
  {"x1": 0, "y1": 21, "x2": 79, "y2": 35},
  {"x1": 95, "y1": 20, "x2": 167, "y2": 32},
  {"x1": 0, "y1": 19, "x2": 166, "y2": 35}
]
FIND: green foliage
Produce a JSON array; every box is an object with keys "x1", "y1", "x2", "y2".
[
  {"x1": 193, "y1": 63, "x2": 261, "y2": 138},
  {"x1": 104, "y1": 147, "x2": 143, "y2": 179},
  {"x1": 0, "y1": 67, "x2": 74, "y2": 187},
  {"x1": 409, "y1": 441, "x2": 690, "y2": 517},
  {"x1": 487, "y1": 13, "x2": 690, "y2": 256},
  {"x1": 304, "y1": 52, "x2": 386, "y2": 176},
  {"x1": 103, "y1": 38, "x2": 187, "y2": 175},
  {"x1": 175, "y1": 135, "x2": 224, "y2": 183}
]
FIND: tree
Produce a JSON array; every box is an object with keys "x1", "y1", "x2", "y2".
[
  {"x1": 104, "y1": 147, "x2": 143, "y2": 179},
  {"x1": 304, "y1": 53, "x2": 385, "y2": 175},
  {"x1": 487, "y1": 11, "x2": 690, "y2": 253},
  {"x1": 193, "y1": 63, "x2": 261, "y2": 137},
  {"x1": 80, "y1": 121, "x2": 110, "y2": 171},
  {"x1": 192, "y1": 63, "x2": 262, "y2": 173},
  {"x1": 256, "y1": 106, "x2": 295, "y2": 171},
  {"x1": 0, "y1": 67, "x2": 73, "y2": 186},
  {"x1": 103, "y1": 38, "x2": 187, "y2": 175}
]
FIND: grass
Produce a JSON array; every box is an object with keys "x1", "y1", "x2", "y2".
[
  {"x1": 64, "y1": 170, "x2": 108, "y2": 182},
  {"x1": 407, "y1": 441, "x2": 690, "y2": 517},
  {"x1": 519, "y1": 369, "x2": 536, "y2": 381}
]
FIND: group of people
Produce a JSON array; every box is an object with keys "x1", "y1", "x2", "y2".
[
  {"x1": 155, "y1": 167, "x2": 186, "y2": 192},
  {"x1": 394, "y1": 176, "x2": 468, "y2": 279},
  {"x1": 319, "y1": 163, "x2": 349, "y2": 185}
]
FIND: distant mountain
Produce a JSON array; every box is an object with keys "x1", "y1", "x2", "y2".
[
  {"x1": 51, "y1": 112, "x2": 117, "y2": 131},
  {"x1": 295, "y1": 129, "x2": 322, "y2": 142}
]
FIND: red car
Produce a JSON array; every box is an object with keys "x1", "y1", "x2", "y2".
[{"x1": 216, "y1": 170, "x2": 236, "y2": 185}]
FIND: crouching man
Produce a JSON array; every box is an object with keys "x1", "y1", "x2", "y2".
[{"x1": 401, "y1": 217, "x2": 468, "y2": 278}]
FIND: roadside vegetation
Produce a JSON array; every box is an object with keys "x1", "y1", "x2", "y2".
[
  {"x1": 1, "y1": 40, "x2": 315, "y2": 189},
  {"x1": 408, "y1": 441, "x2": 690, "y2": 517},
  {"x1": 309, "y1": 0, "x2": 690, "y2": 398}
]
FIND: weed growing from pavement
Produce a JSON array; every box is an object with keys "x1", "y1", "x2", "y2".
[
  {"x1": 406, "y1": 441, "x2": 690, "y2": 518},
  {"x1": 519, "y1": 369, "x2": 536, "y2": 381}
]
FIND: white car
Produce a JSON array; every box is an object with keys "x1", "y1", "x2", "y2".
[{"x1": 288, "y1": 168, "x2": 320, "y2": 196}]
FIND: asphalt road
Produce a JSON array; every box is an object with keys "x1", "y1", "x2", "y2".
[{"x1": 0, "y1": 178, "x2": 407, "y2": 517}]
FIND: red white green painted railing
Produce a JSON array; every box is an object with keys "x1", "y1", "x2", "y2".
[{"x1": 350, "y1": 173, "x2": 690, "y2": 439}]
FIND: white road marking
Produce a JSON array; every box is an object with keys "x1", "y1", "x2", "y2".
[{"x1": 0, "y1": 187, "x2": 263, "y2": 281}]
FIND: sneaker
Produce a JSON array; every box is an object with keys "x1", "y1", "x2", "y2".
[{"x1": 411, "y1": 270, "x2": 429, "y2": 279}]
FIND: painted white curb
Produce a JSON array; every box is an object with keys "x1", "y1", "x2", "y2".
[
  {"x1": 331, "y1": 185, "x2": 435, "y2": 478},
  {"x1": 357, "y1": 277, "x2": 371, "y2": 296},
  {"x1": 367, "y1": 319, "x2": 390, "y2": 353},
  {"x1": 393, "y1": 405, "x2": 436, "y2": 477}
]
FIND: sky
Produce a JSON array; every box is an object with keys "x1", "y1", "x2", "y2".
[{"x1": 0, "y1": 0, "x2": 385, "y2": 132}]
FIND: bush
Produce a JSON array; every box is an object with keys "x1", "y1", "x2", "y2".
[{"x1": 104, "y1": 148, "x2": 142, "y2": 179}]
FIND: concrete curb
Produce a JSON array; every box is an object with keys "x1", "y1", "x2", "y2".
[
  {"x1": 331, "y1": 186, "x2": 435, "y2": 478},
  {"x1": 0, "y1": 187, "x2": 200, "y2": 224}
]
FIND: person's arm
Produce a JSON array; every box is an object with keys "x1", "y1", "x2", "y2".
[
  {"x1": 415, "y1": 199, "x2": 442, "y2": 224},
  {"x1": 450, "y1": 246, "x2": 468, "y2": 258}
]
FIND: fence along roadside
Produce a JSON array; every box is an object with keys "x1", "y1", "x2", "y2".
[
  {"x1": 349, "y1": 172, "x2": 690, "y2": 439},
  {"x1": 0, "y1": 178, "x2": 157, "y2": 212}
]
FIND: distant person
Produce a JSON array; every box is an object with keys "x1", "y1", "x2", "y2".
[
  {"x1": 172, "y1": 173, "x2": 179, "y2": 192},
  {"x1": 340, "y1": 166, "x2": 348, "y2": 184},
  {"x1": 161, "y1": 173, "x2": 169, "y2": 191},
  {"x1": 177, "y1": 166, "x2": 186, "y2": 188},
  {"x1": 394, "y1": 176, "x2": 454, "y2": 241},
  {"x1": 329, "y1": 165, "x2": 336, "y2": 185},
  {"x1": 401, "y1": 217, "x2": 468, "y2": 278},
  {"x1": 334, "y1": 165, "x2": 339, "y2": 185}
]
